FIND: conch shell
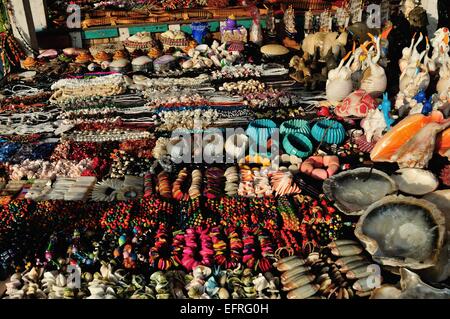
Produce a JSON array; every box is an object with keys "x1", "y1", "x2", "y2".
[
  {"x1": 391, "y1": 120, "x2": 450, "y2": 168},
  {"x1": 370, "y1": 111, "x2": 445, "y2": 166}
]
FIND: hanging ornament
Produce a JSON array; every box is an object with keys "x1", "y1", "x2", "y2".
[
  {"x1": 319, "y1": 9, "x2": 332, "y2": 32},
  {"x1": 402, "y1": 0, "x2": 417, "y2": 18},
  {"x1": 380, "y1": 0, "x2": 391, "y2": 24},
  {"x1": 265, "y1": 5, "x2": 276, "y2": 38},
  {"x1": 249, "y1": 5, "x2": 263, "y2": 46},
  {"x1": 350, "y1": 0, "x2": 363, "y2": 24},
  {"x1": 336, "y1": 6, "x2": 350, "y2": 28},
  {"x1": 283, "y1": 5, "x2": 297, "y2": 38},
  {"x1": 304, "y1": 9, "x2": 314, "y2": 34}
]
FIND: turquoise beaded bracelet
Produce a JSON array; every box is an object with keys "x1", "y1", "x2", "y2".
[
  {"x1": 311, "y1": 119, "x2": 346, "y2": 145},
  {"x1": 280, "y1": 119, "x2": 311, "y2": 137},
  {"x1": 282, "y1": 133, "x2": 313, "y2": 159}
]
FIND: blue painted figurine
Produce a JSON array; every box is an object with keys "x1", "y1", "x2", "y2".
[
  {"x1": 413, "y1": 90, "x2": 427, "y2": 104},
  {"x1": 421, "y1": 97, "x2": 433, "y2": 115},
  {"x1": 378, "y1": 92, "x2": 395, "y2": 130}
]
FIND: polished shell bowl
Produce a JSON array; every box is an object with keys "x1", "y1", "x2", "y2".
[
  {"x1": 355, "y1": 195, "x2": 446, "y2": 272},
  {"x1": 323, "y1": 167, "x2": 397, "y2": 215}
]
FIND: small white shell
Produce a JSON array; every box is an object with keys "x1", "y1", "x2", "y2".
[
  {"x1": 109, "y1": 58, "x2": 129, "y2": 68},
  {"x1": 391, "y1": 168, "x2": 439, "y2": 195},
  {"x1": 132, "y1": 56, "x2": 152, "y2": 66},
  {"x1": 101, "y1": 61, "x2": 110, "y2": 69},
  {"x1": 87, "y1": 63, "x2": 97, "y2": 71},
  {"x1": 211, "y1": 55, "x2": 221, "y2": 67},
  {"x1": 204, "y1": 58, "x2": 213, "y2": 68},
  {"x1": 195, "y1": 44, "x2": 208, "y2": 53},
  {"x1": 182, "y1": 59, "x2": 194, "y2": 69}
]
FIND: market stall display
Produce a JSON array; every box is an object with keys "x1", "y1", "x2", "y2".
[{"x1": 0, "y1": 0, "x2": 449, "y2": 300}]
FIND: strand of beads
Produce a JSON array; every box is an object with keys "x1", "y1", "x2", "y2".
[
  {"x1": 178, "y1": 197, "x2": 203, "y2": 229},
  {"x1": 172, "y1": 168, "x2": 190, "y2": 201},
  {"x1": 136, "y1": 196, "x2": 173, "y2": 229},
  {"x1": 156, "y1": 171, "x2": 171, "y2": 199},
  {"x1": 149, "y1": 225, "x2": 182, "y2": 270},
  {"x1": 100, "y1": 201, "x2": 135, "y2": 234},
  {"x1": 204, "y1": 167, "x2": 225, "y2": 199},
  {"x1": 277, "y1": 196, "x2": 301, "y2": 232},
  {"x1": 181, "y1": 227, "x2": 214, "y2": 272},
  {"x1": 188, "y1": 169, "x2": 202, "y2": 199}
]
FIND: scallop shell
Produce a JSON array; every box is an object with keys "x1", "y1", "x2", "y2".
[
  {"x1": 391, "y1": 168, "x2": 438, "y2": 195},
  {"x1": 94, "y1": 51, "x2": 110, "y2": 62},
  {"x1": 323, "y1": 167, "x2": 397, "y2": 215},
  {"x1": 355, "y1": 195, "x2": 447, "y2": 273}
]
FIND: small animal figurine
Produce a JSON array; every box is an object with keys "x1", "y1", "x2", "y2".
[
  {"x1": 326, "y1": 51, "x2": 353, "y2": 103},
  {"x1": 421, "y1": 97, "x2": 433, "y2": 115},
  {"x1": 413, "y1": 90, "x2": 427, "y2": 104},
  {"x1": 378, "y1": 92, "x2": 395, "y2": 130},
  {"x1": 360, "y1": 35, "x2": 387, "y2": 97}
]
